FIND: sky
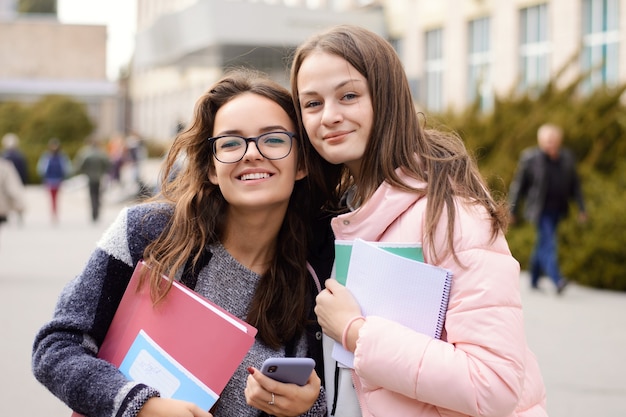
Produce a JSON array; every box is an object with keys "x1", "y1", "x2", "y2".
[{"x1": 57, "y1": 0, "x2": 137, "y2": 80}]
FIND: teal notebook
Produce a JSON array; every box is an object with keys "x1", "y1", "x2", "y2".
[{"x1": 333, "y1": 239, "x2": 424, "y2": 285}]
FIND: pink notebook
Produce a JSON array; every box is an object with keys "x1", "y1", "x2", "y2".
[{"x1": 71, "y1": 260, "x2": 257, "y2": 415}]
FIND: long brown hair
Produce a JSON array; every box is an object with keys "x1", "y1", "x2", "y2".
[
  {"x1": 142, "y1": 69, "x2": 312, "y2": 348},
  {"x1": 290, "y1": 25, "x2": 508, "y2": 264}
]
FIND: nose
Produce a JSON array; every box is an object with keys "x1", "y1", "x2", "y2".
[
  {"x1": 243, "y1": 139, "x2": 264, "y2": 161},
  {"x1": 321, "y1": 101, "x2": 343, "y2": 126}
]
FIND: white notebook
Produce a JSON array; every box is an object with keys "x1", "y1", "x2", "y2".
[{"x1": 333, "y1": 239, "x2": 452, "y2": 368}]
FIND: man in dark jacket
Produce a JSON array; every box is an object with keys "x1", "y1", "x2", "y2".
[{"x1": 508, "y1": 123, "x2": 587, "y2": 294}]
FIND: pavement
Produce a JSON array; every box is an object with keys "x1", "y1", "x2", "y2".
[{"x1": 1, "y1": 159, "x2": 624, "y2": 417}]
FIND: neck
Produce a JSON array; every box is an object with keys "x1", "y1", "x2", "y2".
[{"x1": 220, "y1": 206, "x2": 286, "y2": 274}]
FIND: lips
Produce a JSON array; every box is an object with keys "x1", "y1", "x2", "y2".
[
  {"x1": 323, "y1": 130, "x2": 351, "y2": 141},
  {"x1": 239, "y1": 172, "x2": 271, "y2": 181}
]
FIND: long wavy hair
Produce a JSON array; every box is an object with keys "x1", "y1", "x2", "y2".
[
  {"x1": 290, "y1": 25, "x2": 508, "y2": 264},
  {"x1": 142, "y1": 69, "x2": 312, "y2": 349}
]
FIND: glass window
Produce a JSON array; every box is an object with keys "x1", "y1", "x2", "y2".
[
  {"x1": 468, "y1": 17, "x2": 492, "y2": 111},
  {"x1": 520, "y1": 3, "x2": 550, "y2": 92},
  {"x1": 582, "y1": 0, "x2": 619, "y2": 91},
  {"x1": 424, "y1": 28, "x2": 444, "y2": 112}
]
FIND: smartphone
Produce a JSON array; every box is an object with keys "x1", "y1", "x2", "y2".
[{"x1": 260, "y1": 357, "x2": 315, "y2": 386}]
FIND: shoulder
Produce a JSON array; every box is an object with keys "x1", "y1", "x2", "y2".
[
  {"x1": 436, "y1": 198, "x2": 508, "y2": 255},
  {"x1": 126, "y1": 202, "x2": 174, "y2": 234},
  {"x1": 520, "y1": 147, "x2": 541, "y2": 162},
  {"x1": 97, "y1": 202, "x2": 174, "y2": 265}
]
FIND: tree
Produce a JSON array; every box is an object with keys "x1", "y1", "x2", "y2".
[
  {"x1": 432, "y1": 71, "x2": 626, "y2": 291},
  {"x1": 18, "y1": 0, "x2": 57, "y2": 14},
  {"x1": 1, "y1": 95, "x2": 94, "y2": 183}
]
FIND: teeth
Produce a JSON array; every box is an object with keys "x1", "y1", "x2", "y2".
[{"x1": 240, "y1": 172, "x2": 270, "y2": 181}]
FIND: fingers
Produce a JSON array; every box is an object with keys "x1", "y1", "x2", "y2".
[
  {"x1": 245, "y1": 368, "x2": 321, "y2": 416},
  {"x1": 137, "y1": 397, "x2": 213, "y2": 417},
  {"x1": 245, "y1": 373, "x2": 283, "y2": 415},
  {"x1": 324, "y1": 278, "x2": 340, "y2": 292}
]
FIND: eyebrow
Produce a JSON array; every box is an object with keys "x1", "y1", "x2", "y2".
[
  {"x1": 299, "y1": 78, "x2": 365, "y2": 97},
  {"x1": 216, "y1": 125, "x2": 289, "y2": 136}
]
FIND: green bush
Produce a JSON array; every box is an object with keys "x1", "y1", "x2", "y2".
[
  {"x1": 0, "y1": 95, "x2": 94, "y2": 183},
  {"x1": 434, "y1": 69, "x2": 626, "y2": 291}
]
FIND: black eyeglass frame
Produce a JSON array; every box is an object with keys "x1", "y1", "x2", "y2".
[{"x1": 207, "y1": 131, "x2": 296, "y2": 164}]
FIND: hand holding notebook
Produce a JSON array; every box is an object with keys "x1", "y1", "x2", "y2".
[
  {"x1": 71, "y1": 261, "x2": 257, "y2": 416},
  {"x1": 332, "y1": 239, "x2": 452, "y2": 368}
]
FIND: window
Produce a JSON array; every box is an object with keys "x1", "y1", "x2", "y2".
[
  {"x1": 520, "y1": 3, "x2": 550, "y2": 92},
  {"x1": 582, "y1": 0, "x2": 619, "y2": 91},
  {"x1": 468, "y1": 17, "x2": 492, "y2": 111},
  {"x1": 424, "y1": 28, "x2": 444, "y2": 112}
]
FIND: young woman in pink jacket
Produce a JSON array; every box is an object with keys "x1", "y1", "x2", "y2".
[{"x1": 291, "y1": 24, "x2": 548, "y2": 417}]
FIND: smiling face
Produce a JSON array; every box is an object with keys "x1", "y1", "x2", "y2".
[
  {"x1": 296, "y1": 51, "x2": 374, "y2": 177},
  {"x1": 208, "y1": 92, "x2": 306, "y2": 211}
]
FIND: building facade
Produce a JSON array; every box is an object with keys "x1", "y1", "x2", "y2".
[
  {"x1": 129, "y1": 0, "x2": 386, "y2": 142},
  {"x1": 0, "y1": 0, "x2": 119, "y2": 139},
  {"x1": 129, "y1": 0, "x2": 624, "y2": 142},
  {"x1": 391, "y1": 0, "x2": 625, "y2": 113}
]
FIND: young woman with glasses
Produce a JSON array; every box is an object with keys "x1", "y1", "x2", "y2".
[{"x1": 32, "y1": 69, "x2": 331, "y2": 417}]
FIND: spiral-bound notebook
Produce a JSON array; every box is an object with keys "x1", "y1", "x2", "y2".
[{"x1": 332, "y1": 239, "x2": 452, "y2": 368}]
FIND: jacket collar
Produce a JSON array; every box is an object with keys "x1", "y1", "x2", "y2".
[{"x1": 332, "y1": 168, "x2": 426, "y2": 241}]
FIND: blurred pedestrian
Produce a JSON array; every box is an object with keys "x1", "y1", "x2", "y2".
[
  {"x1": 0, "y1": 158, "x2": 25, "y2": 247},
  {"x1": 107, "y1": 133, "x2": 126, "y2": 187},
  {"x1": 74, "y1": 138, "x2": 111, "y2": 222},
  {"x1": 508, "y1": 123, "x2": 587, "y2": 294},
  {"x1": 126, "y1": 131, "x2": 146, "y2": 186},
  {"x1": 37, "y1": 138, "x2": 71, "y2": 223},
  {"x1": 2, "y1": 132, "x2": 28, "y2": 185},
  {"x1": 126, "y1": 131, "x2": 152, "y2": 199}
]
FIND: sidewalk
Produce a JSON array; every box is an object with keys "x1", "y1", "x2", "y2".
[{"x1": 1, "y1": 160, "x2": 624, "y2": 416}]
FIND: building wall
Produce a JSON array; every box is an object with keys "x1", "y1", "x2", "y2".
[
  {"x1": 0, "y1": 19, "x2": 107, "y2": 79},
  {"x1": 0, "y1": 16, "x2": 119, "y2": 139},
  {"x1": 130, "y1": 0, "x2": 625, "y2": 140},
  {"x1": 130, "y1": 0, "x2": 386, "y2": 142},
  {"x1": 394, "y1": 0, "x2": 625, "y2": 112}
]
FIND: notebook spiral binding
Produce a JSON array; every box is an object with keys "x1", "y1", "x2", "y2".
[{"x1": 434, "y1": 271, "x2": 453, "y2": 339}]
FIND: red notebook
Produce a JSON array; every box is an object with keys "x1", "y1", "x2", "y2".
[{"x1": 71, "y1": 260, "x2": 257, "y2": 416}]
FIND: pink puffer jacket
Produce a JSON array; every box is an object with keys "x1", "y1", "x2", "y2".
[{"x1": 331, "y1": 170, "x2": 548, "y2": 417}]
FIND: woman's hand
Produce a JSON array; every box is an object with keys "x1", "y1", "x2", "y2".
[
  {"x1": 245, "y1": 367, "x2": 321, "y2": 417},
  {"x1": 137, "y1": 397, "x2": 213, "y2": 417},
  {"x1": 315, "y1": 279, "x2": 362, "y2": 343}
]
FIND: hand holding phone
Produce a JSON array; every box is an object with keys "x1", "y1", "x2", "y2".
[{"x1": 260, "y1": 357, "x2": 315, "y2": 386}]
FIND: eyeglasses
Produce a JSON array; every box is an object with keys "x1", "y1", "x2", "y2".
[{"x1": 208, "y1": 131, "x2": 295, "y2": 164}]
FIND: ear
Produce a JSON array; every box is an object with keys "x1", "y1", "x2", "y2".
[
  {"x1": 295, "y1": 164, "x2": 307, "y2": 181},
  {"x1": 208, "y1": 168, "x2": 219, "y2": 185}
]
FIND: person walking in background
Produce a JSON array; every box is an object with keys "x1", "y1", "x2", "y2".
[
  {"x1": 106, "y1": 133, "x2": 127, "y2": 187},
  {"x1": 126, "y1": 132, "x2": 146, "y2": 185},
  {"x1": 37, "y1": 138, "x2": 71, "y2": 223},
  {"x1": 291, "y1": 24, "x2": 547, "y2": 417},
  {"x1": 508, "y1": 123, "x2": 587, "y2": 294},
  {"x1": 2, "y1": 133, "x2": 28, "y2": 185},
  {"x1": 2, "y1": 132, "x2": 28, "y2": 225},
  {"x1": 74, "y1": 137, "x2": 112, "y2": 222},
  {"x1": 0, "y1": 158, "x2": 25, "y2": 247}
]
